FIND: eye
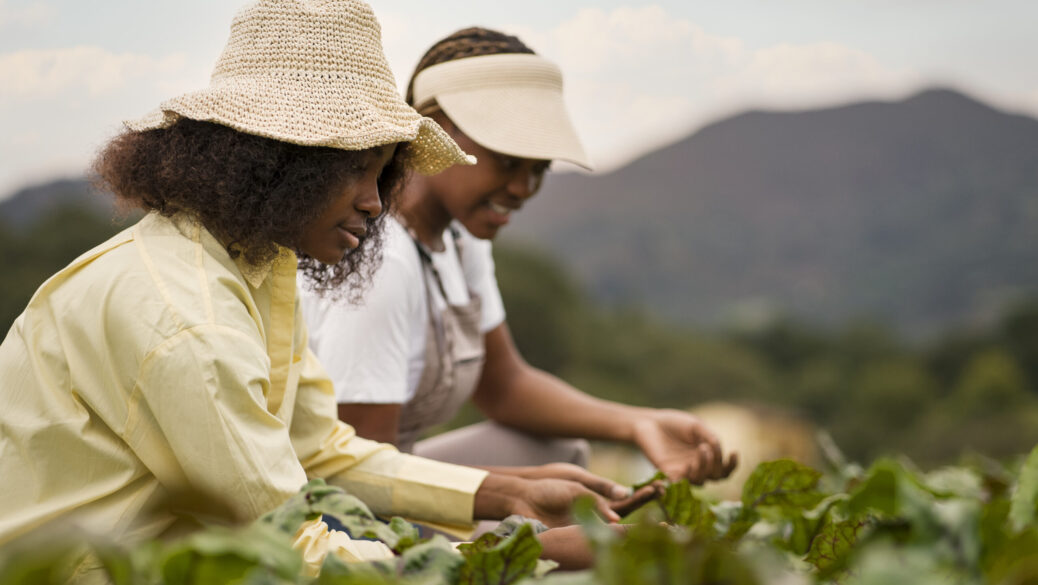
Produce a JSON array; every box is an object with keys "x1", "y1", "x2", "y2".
[{"x1": 494, "y1": 153, "x2": 522, "y2": 173}]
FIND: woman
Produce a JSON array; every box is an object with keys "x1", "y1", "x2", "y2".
[
  {"x1": 302, "y1": 28, "x2": 737, "y2": 485},
  {"x1": 0, "y1": 3, "x2": 635, "y2": 574}
]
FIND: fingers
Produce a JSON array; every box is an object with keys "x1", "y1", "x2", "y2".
[
  {"x1": 593, "y1": 491, "x2": 621, "y2": 523},
  {"x1": 688, "y1": 425, "x2": 724, "y2": 480},
  {"x1": 581, "y1": 472, "x2": 632, "y2": 501},
  {"x1": 610, "y1": 483, "x2": 663, "y2": 517},
  {"x1": 721, "y1": 451, "x2": 739, "y2": 478},
  {"x1": 662, "y1": 446, "x2": 737, "y2": 484},
  {"x1": 538, "y1": 462, "x2": 632, "y2": 501}
]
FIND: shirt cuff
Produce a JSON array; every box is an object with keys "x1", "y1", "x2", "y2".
[
  {"x1": 392, "y1": 453, "x2": 489, "y2": 526},
  {"x1": 331, "y1": 447, "x2": 489, "y2": 528}
]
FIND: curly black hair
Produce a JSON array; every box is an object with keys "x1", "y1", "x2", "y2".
[{"x1": 92, "y1": 119, "x2": 409, "y2": 299}]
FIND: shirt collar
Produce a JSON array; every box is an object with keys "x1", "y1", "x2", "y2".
[
  {"x1": 234, "y1": 246, "x2": 298, "y2": 289},
  {"x1": 161, "y1": 211, "x2": 298, "y2": 289}
]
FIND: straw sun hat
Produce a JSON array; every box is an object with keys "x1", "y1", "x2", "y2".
[{"x1": 127, "y1": 0, "x2": 474, "y2": 176}]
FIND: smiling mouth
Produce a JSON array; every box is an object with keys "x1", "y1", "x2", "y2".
[{"x1": 488, "y1": 202, "x2": 515, "y2": 216}]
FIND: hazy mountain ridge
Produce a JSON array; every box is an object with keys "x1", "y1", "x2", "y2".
[
  {"x1": 0, "y1": 177, "x2": 114, "y2": 230},
  {"x1": 3, "y1": 88, "x2": 1035, "y2": 338},
  {"x1": 506, "y1": 88, "x2": 1038, "y2": 337}
]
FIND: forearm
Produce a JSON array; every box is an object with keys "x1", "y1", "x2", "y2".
[{"x1": 476, "y1": 365, "x2": 653, "y2": 444}]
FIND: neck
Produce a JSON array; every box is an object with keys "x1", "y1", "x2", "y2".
[{"x1": 397, "y1": 174, "x2": 452, "y2": 251}]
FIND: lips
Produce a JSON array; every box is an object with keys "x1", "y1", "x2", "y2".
[
  {"x1": 337, "y1": 222, "x2": 367, "y2": 239},
  {"x1": 335, "y1": 221, "x2": 367, "y2": 250},
  {"x1": 488, "y1": 201, "x2": 517, "y2": 216}
]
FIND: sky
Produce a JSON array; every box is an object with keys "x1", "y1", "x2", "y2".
[{"x1": 2, "y1": 0, "x2": 1037, "y2": 200}]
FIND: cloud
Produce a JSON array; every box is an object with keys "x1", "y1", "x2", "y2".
[
  {"x1": 551, "y1": 5, "x2": 742, "y2": 73},
  {"x1": 0, "y1": 0, "x2": 56, "y2": 29},
  {"x1": 0, "y1": 46, "x2": 188, "y2": 101},
  {"x1": 535, "y1": 4, "x2": 921, "y2": 170}
]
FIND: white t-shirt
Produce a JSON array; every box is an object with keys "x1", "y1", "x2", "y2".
[{"x1": 300, "y1": 217, "x2": 506, "y2": 404}]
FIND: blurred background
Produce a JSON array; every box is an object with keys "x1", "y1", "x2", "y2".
[{"x1": 3, "y1": 0, "x2": 1037, "y2": 492}]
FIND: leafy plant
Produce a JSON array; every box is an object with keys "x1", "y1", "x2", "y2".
[{"x1": 5, "y1": 448, "x2": 1038, "y2": 584}]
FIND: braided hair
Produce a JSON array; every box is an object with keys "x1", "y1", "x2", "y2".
[{"x1": 405, "y1": 27, "x2": 535, "y2": 108}]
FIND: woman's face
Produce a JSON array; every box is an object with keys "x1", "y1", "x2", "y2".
[
  {"x1": 426, "y1": 119, "x2": 550, "y2": 240},
  {"x1": 299, "y1": 144, "x2": 396, "y2": 264}
]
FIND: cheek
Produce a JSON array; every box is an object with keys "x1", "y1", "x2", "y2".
[{"x1": 438, "y1": 168, "x2": 498, "y2": 207}]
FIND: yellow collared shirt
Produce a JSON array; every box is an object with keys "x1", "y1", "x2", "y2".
[{"x1": 0, "y1": 212, "x2": 487, "y2": 557}]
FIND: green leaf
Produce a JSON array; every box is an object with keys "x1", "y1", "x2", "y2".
[
  {"x1": 315, "y1": 552, "x2": 398, "y2": 585},
  {"x1": 721, "y1": 506, "x2": 759, "y2": 543},
  {"x1": 847, "y1": 460, "x2": 900, "y2": 517},
  {"x1": 631, "y1": 470, "x2": 667, "y2": 491},
  {"x1": 741, "y1": 459, "x2": 825, "y2": 512},
  {"x1": 386, "y1": 516, "x2": 423, "y2": 553},
  {"x1": 397, "y1": 537, "x2": 465, "y2": 581},
  {"x1": 157, "y1": 525, "x2": 301, "y2": 585},
  {"x1": 655, "y1": 480, "x2": 717, "y2": 539},
  {"x1": 921, "y1": 466, "x2": 984, "y2": 500},
  {"x1": 489, "y1": 515, "x2": 549, "y2": 539},
  {"x1": 572, "y1": 496, "x2": 621, "y2": 548},
  {"x1": 784, "y1": 493, "x2": 848, "y2": 555},
  {"x1": 457, "y1": 522, "x2": 543, "y2": 585},
  {"x1": 803, "y1": 517, "x2": 870, "y2": 576},
  {"x1": 258, "y1": 478, "x2": 375, "y2": 535},
  {"x1": 1010, "y1": 444, "x2": 1038, "y2": 532},
  {"x1": 258, "y1": 479, "x2": 424, "y2": 552},
  {"x1": 0, "y1": 541, "x2": 86, "y2": 585}
]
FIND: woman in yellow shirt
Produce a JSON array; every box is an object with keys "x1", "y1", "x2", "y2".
[{"x1": 0, "y1": 0, "x2": 638, "y2": 573}]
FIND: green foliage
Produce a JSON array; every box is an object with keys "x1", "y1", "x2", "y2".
[
  {"x1": 489, "y1": 239, "x2": 1038, "y2": 468},
  {"x1": 260, "y1": 479, "x2": 421, "y2": 554},
  {"x1": 802, "y1": 518, "x2": 868, "y2": 576},
  {"x1": 741, "y1": 459, "x2": 825, "y2": 511},
  {"x1": 7, "y1": 454, "x2": 1038, "y2": 583},
  {"x1": 1009, "y1": 445, "x2": 1038, "y2": 532},
  {"x1": 457, "y1": 523, "x2": 551, "y2": 585},
  {"x1": 0, "y1": 203, "x2": 131, "y2": 335}
]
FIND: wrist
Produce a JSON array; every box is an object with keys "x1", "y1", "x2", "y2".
[
  {"x1": 473, "y1": 473, "x2": 529, "y2": 520},
  {"x1": 623, "y1": 408, "x2": 659, "y2": 444}
]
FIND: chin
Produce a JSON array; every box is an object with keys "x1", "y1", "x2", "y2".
[{"x1": 466, "y1": 223, "x2": 501, "y2": 241}]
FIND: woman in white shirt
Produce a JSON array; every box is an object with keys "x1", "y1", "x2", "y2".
[{"x1": 302, "y1": 27, "x2": 736, "y2": 487}]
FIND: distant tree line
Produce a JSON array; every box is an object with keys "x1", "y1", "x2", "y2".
[
  {"x1": 2, "y1": 202, "x2": 1036, "y2": 468},
  {"x1": 492, "y1": 243, "x2": 1038, "y2": 469}
]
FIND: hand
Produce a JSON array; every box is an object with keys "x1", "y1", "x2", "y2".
[
  {"x1": 631, "y1": 409, "x2": 737, "y2": 484},
  {"x1": 511, "y1": 462, "x2": 632, "y2": 501},
  {"x1": 512, "y1": 477, "x2": 621, "y2": 528},
  {"x1": 484, "y1": 463, "x2": 663, "y2": 520},
  {"x1": 518, "y1": 463, "x2": 662, "y2": 518}
]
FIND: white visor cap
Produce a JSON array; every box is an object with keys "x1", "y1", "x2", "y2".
[{"x1": 412, "y1": 53, "x2": 592, "y2": 170}]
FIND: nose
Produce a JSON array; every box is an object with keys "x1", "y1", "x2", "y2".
[
  {"x1": 505, "y1": 166, "x2": 541, "y2": 200},
  {"x1": 355, "y1": 179, "x2": 383, "y2": 218}
]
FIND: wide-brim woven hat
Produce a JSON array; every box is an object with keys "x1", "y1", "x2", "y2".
[
  {"x1": 411, "y1": 53, "x2": 592, "y2": 170},
  {"x1": 127, "y1": 0, "x2": 473, "y2": 175}
]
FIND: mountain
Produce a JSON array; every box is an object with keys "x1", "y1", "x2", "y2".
[
  {"x1": 506, "y1": 89, "x2": 1038, "y2": 337},
  {"x1": 3, "y1": 89, "x2": 1035, "y2": 338},
  {"x1": 0, "y1": 177, "x2": 115, "y2": 231}
]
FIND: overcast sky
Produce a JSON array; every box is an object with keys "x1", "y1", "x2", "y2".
[{"x1": 2, "y1": 0, "x2": 1036, "y2": 200}]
